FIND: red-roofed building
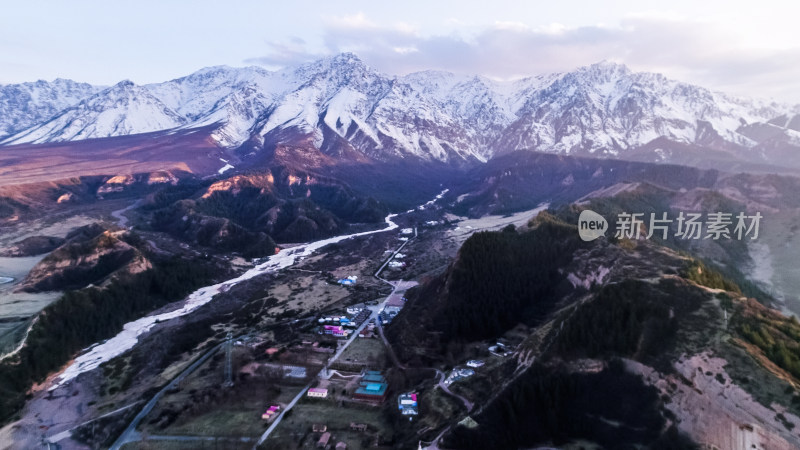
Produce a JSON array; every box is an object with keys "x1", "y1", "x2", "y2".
[{"x1": 261, "y1": 405, "x2": 280, "y2": 421}]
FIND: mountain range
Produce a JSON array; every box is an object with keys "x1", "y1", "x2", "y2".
[
  {"x1": 2, "y1": 53, "x2": 800, "y2": 170},
  {"x1": 6, "y1": 54, "x2": 800, "y2": 450}
]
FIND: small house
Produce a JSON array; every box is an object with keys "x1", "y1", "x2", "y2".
[
  {"x1": 398, "y1": 392, "x2": 419, "y2": 415},
  {"x1": 359, "y1": 329, "x2": 374, "y2": 338},
  {"x1": 308, "y1": 387, "x2": 329, "y2": 399},
  {"x1": 324, "y1": 325, "x2": 345, "y2": 337},
  {"x1": 350, "y1": 422, "x2": 368, "y2": 432},
  {"x1": 384, "y1": 296, "x2": 405, "y2": 314},
  {"x1": 346, "y1": 303, "x2": 366, "y2": 314},
  {"x1": 337, "y1": 275, "x2": 357, "y2": 286},
  {"x1": 458, "y1": 368, "x2": 475, "y2": 377},
  {"x1": 261, "y1": 405, "x2": 280, "y2": 421}
]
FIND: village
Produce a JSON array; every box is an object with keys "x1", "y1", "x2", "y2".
[
  {"x1": 106, "y1": 215, "x2": 524, "y2": 450},
  {"x1": 118, "y1": 224, "x2": 453, "y2": 449},
  {"x1": 250, "y1": 227, "x2": 422, "y2": 449}
]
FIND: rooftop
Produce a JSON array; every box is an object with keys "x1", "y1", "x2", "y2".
[
  {"x1": 355, "y1": 382, "x2": 388, "y2": 397},
  {"x1": 385, "y1": 296, "x2": 405, "y2": 307},
  {"x1": 363, "y1": 373, "x2": 386, "y2": 383}
]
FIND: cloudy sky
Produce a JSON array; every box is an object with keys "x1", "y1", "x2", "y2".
[{"x1": 2, "y1": 0, "x2": 799, "y2": 101}]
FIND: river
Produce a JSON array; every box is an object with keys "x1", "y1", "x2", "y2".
[
  {"x1": 0, "y1": 255, "x2": 61, "y2": 358},
  {"x1": 52, "y1": 189, "x2": 447, "y2": 389}
]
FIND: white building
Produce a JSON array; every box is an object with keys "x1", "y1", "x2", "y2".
[
  {"x1": 307, "y1": 388, "x2": 328, "y2": 398},
  {"x1": 384, "y1": 296, "x2": 406, "y2": 314},
  {"x1": 346, "y1": 303, "x2": 366, "y2": 315}
]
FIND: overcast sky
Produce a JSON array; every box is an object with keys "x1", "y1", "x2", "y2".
[{"x1": 2, "y1": 0, "x2": 799, "y2": 102}]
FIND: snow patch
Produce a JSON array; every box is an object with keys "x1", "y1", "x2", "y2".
[{"x1": 217, "y1": 158, "x2": 234, "y2": 174}]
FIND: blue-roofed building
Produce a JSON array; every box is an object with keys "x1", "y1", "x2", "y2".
[
  {"x1": 362, "y1": 372, "x2": 386, "y2": 383},
  {"x1": 337, "y1": 275, "x2": 357, "y2": 286},
  {"x1": 354, "y1": 382, "x2": 388, "y2": 401},
  {"x1": 353, "y1": 370, "x2": 388, "y2": 403}
]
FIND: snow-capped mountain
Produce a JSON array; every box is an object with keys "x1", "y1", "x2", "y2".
[
  {"x1": 2, "y1": 54, "x2": 798, "y2": 167},
  {"x1": 6, "y1": 80, "x2": 186, "y2": 144},
  {"x1": 0, "y1": 78, "x2": 103, "y2": 139},
  {"x1": 495, "y1": 62, "x2": 775, "y2": 156}
]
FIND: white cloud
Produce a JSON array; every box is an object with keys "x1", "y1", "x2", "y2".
[
  {"x1": 392, "y1": 46, "x2": 419, "y2": 55},
  {"x1": 249, "y1": 13, "x2": 800, "y2": 103},
  {"x1": 327, "y1": 12, "x2": 375, "y2": 30},
  {"x1": 493, "y1": 21, "x2": 530, "y2": 32}
]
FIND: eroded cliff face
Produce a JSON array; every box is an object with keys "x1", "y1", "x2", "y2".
[
  {"x1": 629, "y1": 354, "x2": 800, "y2": 450},
  {"x1": 18, "y1": 229, "x2": 150, "y2": 293}
]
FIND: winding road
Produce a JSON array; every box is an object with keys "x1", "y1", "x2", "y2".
[
  {"x1": 110, "y1": 200, "x2": 142, "y2": 229},
  {"x1": 109, "y1": 342, "x2": 225, "y2": 450},
  {"x1": 434, "y1": 370, "x2": 474, "y2": 412},
  {"x1": 372, "y1": 229, "x2": 475, "y2": 414}
]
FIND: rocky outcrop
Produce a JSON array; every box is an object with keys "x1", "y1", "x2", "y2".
[
  {"x1": 628, "y1": 355, "x2": 800, "y2": 450},
  {"x1": 17, "y1": 229, "x2": 150, "y2": 292}
]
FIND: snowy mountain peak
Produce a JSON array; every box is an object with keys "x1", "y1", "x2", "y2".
[
  {"x1": 291, "y1": 51, "x2": 384, "y2": 90},
  {"x1": 0, "y1": 78, "x2": 104, "y2": 138},
  {"x1": 172, "y1": 65, "x2": 272, "y2": 86},
  {"x1": 114, "y1": 79, "x2": 136, "y2": 89},
  {"x1": 585, "y1": 59, "x2": 630, "y2": 73},
  {"x1": 4, "y1": 80, "x2": 185, "y2": 145},
  {"x1": 318, "y1": 52, "x2": 369, "y2": 70}
]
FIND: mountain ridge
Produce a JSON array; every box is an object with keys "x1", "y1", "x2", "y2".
[{"x1": 2, "y1": 53, "x2": 799, "y2": 168}]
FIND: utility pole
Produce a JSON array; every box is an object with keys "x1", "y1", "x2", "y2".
[{"x1": 223, "y1": 331, "x2": 233, "y2": 388}]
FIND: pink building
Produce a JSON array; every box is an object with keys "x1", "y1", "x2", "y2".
[
  {"x1": 323, "y1": 325, "x2": 345, "y2": 336},
  {"x1": 262, "y1": 405, "x2": 280, "y2": 421}
]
